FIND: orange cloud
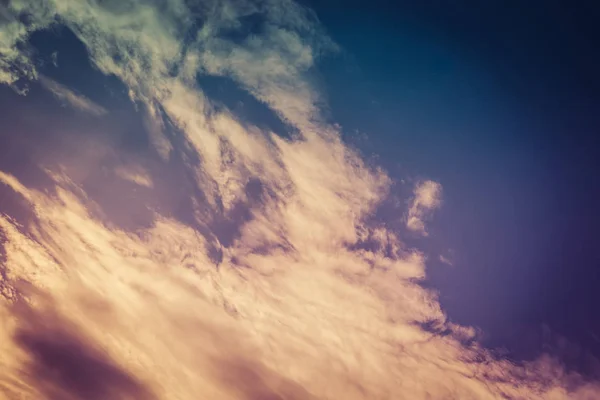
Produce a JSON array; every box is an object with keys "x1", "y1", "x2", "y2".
[{"x1": 0, "y1": 1, "x2": 599, "y2": 399}]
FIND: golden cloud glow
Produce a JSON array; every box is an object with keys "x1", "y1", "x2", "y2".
[{"x1": 0, "y1": 1, "x2": 599, "y2": 399}]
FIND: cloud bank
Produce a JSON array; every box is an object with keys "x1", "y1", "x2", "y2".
[{"x1": 0, "y1": 0, "x2": 598, "y2": 399}]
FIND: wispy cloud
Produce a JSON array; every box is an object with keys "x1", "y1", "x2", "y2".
[
  {"x1": 38, "y1": 75, "x2": 108, "y2": 116},
  {"x1": 0, "y1": 1, "x2": 598, "y2": 399},
  {"x1": 114, "y1": 165, "x2": 154, "y2": 188},
  {"x1": 439, "y1": 254, "x2": 453, "y2": 266},
  {"x1": 406, "y1": 180, "x2": 443, "y2": 236}
]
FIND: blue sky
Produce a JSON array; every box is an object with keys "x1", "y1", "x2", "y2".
[{"x1": 307, "y1": 0, "x2": 600, "y2": 367}]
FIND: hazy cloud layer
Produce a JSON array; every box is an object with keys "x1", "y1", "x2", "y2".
[{"x1": 0, "y1": 0, "x2": 599, "y2": 399}]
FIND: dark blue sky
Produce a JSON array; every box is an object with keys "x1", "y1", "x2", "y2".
[{"x1": 304, "y1": 0, "x2": 600, "y2": 371}]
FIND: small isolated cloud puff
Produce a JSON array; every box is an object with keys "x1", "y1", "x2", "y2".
[
  {"x1": 439, "y1": 254, "x2": 453, "y2": 266},
  {"x1": 38, "y1": 75, "x2": 108, "y2": 116},
  {"x1": 406, "y1": 180, "x2": 443, "y2": 236}
]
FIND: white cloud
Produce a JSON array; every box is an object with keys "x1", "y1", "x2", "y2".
[
  {"x1": 406, "y1": 180, "x2": 443, "y2": 236},
  {"x1": 0, "y1": 1, "x2": 598, "y2": 399}
]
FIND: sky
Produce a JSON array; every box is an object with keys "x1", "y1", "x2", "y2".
[
  {"x1": 306, "y1": 0, "x2": 600, "y2": 365},
  {"x1": 0, "y1": 0, "x2": 599, "y2": 399}
]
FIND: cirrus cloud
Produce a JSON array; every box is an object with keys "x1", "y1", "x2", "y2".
[
  {"x1": 37, "y1": 75, "x2": 108, "y2": 116},
  {"x1": 0, "y1": 0, "x2": 598, "y2": 399}
]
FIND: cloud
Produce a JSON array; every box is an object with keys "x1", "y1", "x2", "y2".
[
  {"x1": 4, "y1": 288, "x2": 157, "y2": 400},
  {"x1": 114, "y1": 165, "x2": 154, "y2": 188},
  {"x1": 406, "y1": 180, "x2": 443, "y2": 236},
  {"x1": 439, "y1": 254, "x2": 454, "y2": 266},
  {"x1": 38, "y1": 75, "x2": 108, "y2": 116},
  {"x1": 0, "y1": 0, "x2": 599, "y2": 399}
]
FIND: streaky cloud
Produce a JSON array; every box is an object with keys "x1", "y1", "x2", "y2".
[
  {"x1": 0, "y1": 1, "x2": 598, "y2": 399},
  {"x1": 38, "y1": 75, "x2": 108, "y2": 116}
]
